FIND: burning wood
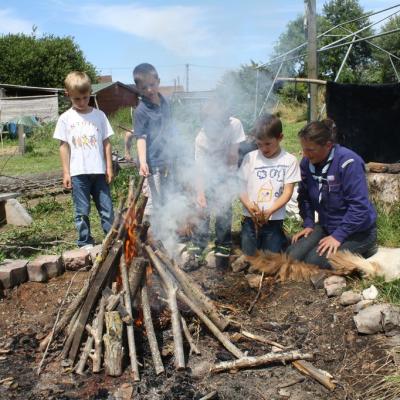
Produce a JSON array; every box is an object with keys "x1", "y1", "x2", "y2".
[{"x1": 38, "y1": 174, "x2": 323, "y2": 386}]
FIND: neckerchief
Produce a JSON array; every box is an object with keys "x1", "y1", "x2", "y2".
[{"x1": 309, "y1": 147, "x2": 335, "y2": 203}]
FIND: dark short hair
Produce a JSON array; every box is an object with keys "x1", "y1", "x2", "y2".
[
  {"x1": 133, "y1": 63, "x2": 159, "y2": 85},
  {"x1": 298, "y1": 119, "x2": 337, "y2": 145},
  {"x1": 254, "y1": 113, "x2": 282, "y2": 140}
]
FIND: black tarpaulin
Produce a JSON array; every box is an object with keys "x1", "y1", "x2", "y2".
[{"x1": 326, "y1": 82, "x2": 400, "y2": 163}]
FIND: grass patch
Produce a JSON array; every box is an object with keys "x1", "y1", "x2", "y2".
[
  {"x1": 361, "y1": 276, "x2": 400, "y2": 306},
  {"x1": 376, "y1": 203, "x2": 400, "y2": 247}
]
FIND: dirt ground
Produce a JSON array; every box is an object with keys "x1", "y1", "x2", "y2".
[{"x1": 0, "y1": 260, "x2": 398, "y2": 400}]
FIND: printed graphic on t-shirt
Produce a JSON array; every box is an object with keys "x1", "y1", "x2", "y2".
[
  {"x1": 70, "y1": 121, "x2": 99, "y2": 149},
  {"x1": 257, "y1": 181, "x2": 273, "y2": 203}
]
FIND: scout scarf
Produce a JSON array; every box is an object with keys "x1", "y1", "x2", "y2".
[{"x1": 309, "y1": 147, "x2": 335, "y2": 203}]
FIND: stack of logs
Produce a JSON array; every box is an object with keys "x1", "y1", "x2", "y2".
[{"x1": 38, "y1": 176, "x2": 333, "y2": 389}]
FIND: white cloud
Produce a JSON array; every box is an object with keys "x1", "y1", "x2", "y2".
[
  {"x1": 75, "y1": 4, "x2": 214, "y2": 57},
  {"x1": 0, "y1": 9, "x2": 35, "y2": 34}
]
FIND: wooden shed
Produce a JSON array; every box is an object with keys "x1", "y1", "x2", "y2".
[
  {"x1": 90, "y1": 82, "x2": 139, "y2": 116},
  {"x1": 0, "y1": 83, "x2": 61, "y2": 123}
]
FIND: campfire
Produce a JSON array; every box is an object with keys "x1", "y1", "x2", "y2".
[{"x1": 37, "y1": 176, "x2": 335, "y2": 390}]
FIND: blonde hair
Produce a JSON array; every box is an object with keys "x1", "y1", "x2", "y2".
[{"x1": 64, "y1": 71, "x2": 91, "y2": 93}]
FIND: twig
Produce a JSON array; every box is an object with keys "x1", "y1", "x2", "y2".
[
  {"x1": 181, "y1": 316, "x2": 201, "y2": 355},
  {"x1": 199, "y1": 391, "x2": 218, "y2": 400},
  {"x1": 247, "y1": 272, "x2": 265, "y2": 313},
  {"x1": 37, "y1": 266, "x2": 85, "y2": 375}
]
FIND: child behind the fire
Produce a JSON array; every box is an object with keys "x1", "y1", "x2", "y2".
[
  {"x1": 239, "y1": 113, "x2": 301, "y2": 256},
  {"x1": 188, "y1": 101, "x2": 246, "y2": 258}
]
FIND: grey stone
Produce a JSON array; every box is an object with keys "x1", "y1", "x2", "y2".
[
  {"x1": 310, "y1": 272, "x2": 327, "y2": 289},
  {"x1": 205, "y1": 251, "x2": 216, "y2": 268},
  {"x1": 231, "y1": 255, "x2": 249, "y2": 273},
  {"x1": 324, "y1": 275, "x2": 346, "y2": 297},
  {"x1": 0, "y1": 259, "x2": 28, "y2": 288},
  {"x1": 245, "y1": 273, "x2": 262, "y2": 289},
  {"x1": 362, "y1": 285, "x2": 379, "y2": 300},
  {"x1": 353, "y1": 299, "x2": 374, "y2": 313},
  {"x1": 63, "y1": 249, "x2": 91, "y2": 271},
  {"x1": 31, "y1": 255, "x2": 64, "y2": 279},
  {"x1": 4, "y1": 198, "x2": 32, "y2": 226},
  {"x1": 340, "y1": 290, "x2": 363, "y2": 306},
  {"x1": 353, "y1": 304, "x2": 400, "y2": 334},
  {"x1": 278, "y1": 388, "x2": 291, "y2": 398}
]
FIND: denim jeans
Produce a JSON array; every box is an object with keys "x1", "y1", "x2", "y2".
[
  {"x1": 287, "y1": 224, "x2": 378, "y2": 269},
  {"x1": 241, "y1": 217, "x2": 287, "y2": 256},
  {"x1": 71, "y1": 174, "x2": 114, "y2": 247}
]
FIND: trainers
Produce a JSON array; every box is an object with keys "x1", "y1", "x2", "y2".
[
  {"x1": 186, "y1": 245, "x2": 203, "y2": 257},
  {"x1": 81, "y1": 244, "x2": 94, "y2": 250},
  {"x1": 214, "y1": 246, "x2": 231, "y2": 258}
]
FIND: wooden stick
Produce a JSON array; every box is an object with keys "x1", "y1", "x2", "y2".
[
  {"x1": 199, "y1": 391, "x2": 218, "y2": 400},
  {"x1": 181, "y1": 316, "x2": 201, "y2": 355},
  {"x1": 154, "y1": 248, "x2": 229, "y2": 331},
  {"x1": 211, "y1": 351, "x2": 314, "y2": 373},
  {"x1": 120, "y1": 257, "x2": 140, "y2": 381},
  {"x1": 240, "y1": 330, "x2": 336, "y2": 390},
  {"x1": 92, "y1": 296, "x2": 106, "y2": 373},
  {"x1": 39, "y1": 198, "x2": 126, "y2": 352},
  {"x1": 247, "y1": 272, "x2": 264, "y2": 313},
  {"x1": 141, "y1": 281, "x2": 165, "y2": 375},
  {"x1": 75, "y1": 327, "x2": 94, "y2": 375},
  {"x1": 177, "y1": 290, "x2": 244, "y2": 359},
  {"x1": 68, "y1": 242, "x2": 123, "y2": 363},
  {"x1": 103, "y1": 311, "x2": 124, "y2": 377},
  {"x1": 128, "y1": 257, "x2": 147, "y2": 300},
  {"x1": 145, "y1": 246, "x2": 185, "y2": 369}
]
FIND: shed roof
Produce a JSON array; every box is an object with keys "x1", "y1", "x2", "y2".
[
  {"x1": 91, "y1": 81, "x2": 140, "y2": 95},
  {"x1": 0, "y1": 83, "x2": 63, "y2": 93}
]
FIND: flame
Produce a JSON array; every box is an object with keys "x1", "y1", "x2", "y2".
[{"x1": 134, "y1": 308, "x2": 144, "y2": 329}]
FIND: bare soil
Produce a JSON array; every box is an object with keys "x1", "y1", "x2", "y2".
[{"x1": 0, "y1": 262, "x2": 397, "y2": 400}]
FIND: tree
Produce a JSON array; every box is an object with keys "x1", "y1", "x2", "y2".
[
  {"x1": 374, "y1": 15, "x2": 400, "y2": 82},
  {"x1": 0, "y1": 32, "x2": 97, "y2": 87},
  {"x1": 271, "y1": 0, "x2": 374, "y2": 83}
]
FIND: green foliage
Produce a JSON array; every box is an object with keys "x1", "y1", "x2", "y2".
[
  {"x1": 0, "y1": 33, "x2": 97, "y2": 87},
  {"x1": 374, "y1": 15, "x2": 400, "y2": 82},
  {"x1": 109, "y1": 107, "x2": 134, "y2": 156},
  {"x1": 376, "y1": 202, "x2": 400, "y2": 247}
]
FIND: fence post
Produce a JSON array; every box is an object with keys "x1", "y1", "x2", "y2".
[{"x1": 18, "y1": 124, "x2": 25, "y2": 155}]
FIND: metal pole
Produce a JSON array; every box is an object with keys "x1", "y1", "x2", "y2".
[
  {"x1": 258, "y1": 62, "x2": 284, "y2": 118},
  {"x1": 185, "y1": 64, "x2": 189, "y2": 92},
  {"x1": 254, "y1": 69, "x2": 259, "y2": 120},
  {"x1": 306, "y1": 0, "x2": 318, "y2": 121},
  {"x1": 319, "y1": 27, "x2": 400, "y2": 52},
  {"x1": 389, "y1": 55, "x2": 400, "y2": 82},
  {"x1": 334, "y1": 35, "x2": 356, "y2": 81}
]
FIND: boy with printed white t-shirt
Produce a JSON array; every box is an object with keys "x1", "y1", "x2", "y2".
[
  {"x1": 191, "y1": 103, "x2": 246, "y2": 257},
  {"x1": 53, "y1": 71, "x2": 114, "y2": 248},
  {"x1": 239, "y1": 114, "x2": 300, "y2": 256}
]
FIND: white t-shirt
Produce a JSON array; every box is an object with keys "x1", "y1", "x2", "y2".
[
  {"x1": 195, "y1": 117, "x2": 246, "y2": 166},
  {"x1": 53, "y1": 108, "x2": 114, "y2": 176},
  {"x1": 239, "y1": 148, "x2": 301, "y2": 220}
]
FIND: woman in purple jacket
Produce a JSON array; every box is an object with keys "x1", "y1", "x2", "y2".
[{"x1": 288, "y1": 119, "x2": 377, "y2": 269}]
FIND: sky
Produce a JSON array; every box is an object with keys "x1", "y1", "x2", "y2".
[{"x1": 1, "y1": 0, "x2": 398, "y2": 90}]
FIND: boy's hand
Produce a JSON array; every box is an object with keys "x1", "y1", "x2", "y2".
[
  {"x1": 139, "y1": 162, "x2": 150, "y2": 177},
  {"x1": 262, "y1": 209, "x2": 272, "y2": 223},
  {"x1": 63, "y1": 174, "x2": 72, "y2": 190},
  {"x1": 197, "y1": 192, "x2": 207, "y2": 208},
  {"x1": 106, "y1": 168, "x2": 114, "y2": 184}
]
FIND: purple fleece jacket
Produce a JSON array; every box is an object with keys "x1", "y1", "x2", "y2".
[{"x1": 298, "y1": 144, "x2": 376, "y2": 243}]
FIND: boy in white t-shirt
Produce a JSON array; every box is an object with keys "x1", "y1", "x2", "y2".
[
  {"x1": 239, "y1": 114, "x2": 300, "y2": 255},
  {"x1": 53, "y1": 71, "x2": 114, "y2": 248},
  {"x1": 190, "y1": 102, "x2": 246, "y2": 257}
]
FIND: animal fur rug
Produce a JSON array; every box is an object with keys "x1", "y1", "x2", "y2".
[{"x1": 235, "y1": 247, "x2": 400, "y2": 283}]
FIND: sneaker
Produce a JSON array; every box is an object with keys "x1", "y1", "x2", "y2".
[
  {"x1": 214, "y1": 246, "x2": 231, "y2": 258},
  {"x1": 81, "y1": 244, "x2": 94, "y2": 250},
  {"x1": 186, "y1": 245, "x2": 203, "y2": 258}
]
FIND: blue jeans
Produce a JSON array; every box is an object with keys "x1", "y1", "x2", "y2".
[
  {"x1": 241, "y1": 217, "x2": 286, "y2": 256},
  {"x1": 287, "y1": 224, "x2": 378, "y2": 269},
  {"x1": 71, "y1": 174, "x2": 114, "y2": 247}
]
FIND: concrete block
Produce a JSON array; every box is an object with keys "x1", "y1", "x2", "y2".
[
  {"x1": 63, "y1": 249, "x2": 91, "y2": 271},
  {"x1": 324, "y1": 275, "x2": 347, "y2": 297},
  {"x1": 4, "y1": 199, "x2": 32, "y2": 226},
  {"x1": 0, "y1": 259, "x2": 28, "y2": 288},
  {"x1": 353, "y1": 299, "x2": 375, "y2": 313},
  {"x1": 354, "y1": 304, "x2": 400, "y2": 334},
  {"x1": 27, "y1": 260, "x2": 48, "y2": 282},
  {"x1": 87, "y1": 244, "x2": 102, "y2": 262}
]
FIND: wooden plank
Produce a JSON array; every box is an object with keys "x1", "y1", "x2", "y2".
[{"x1": 68, "y1": 241, "x2": 122, "y2": 363}]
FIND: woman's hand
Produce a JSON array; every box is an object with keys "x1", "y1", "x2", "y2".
[
  {"x1": 317, "y1": 235, "x2": 340, "y2": 257},
  {"x1": 291, "y1": 227, "x2": 314, "y2": 244}
]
